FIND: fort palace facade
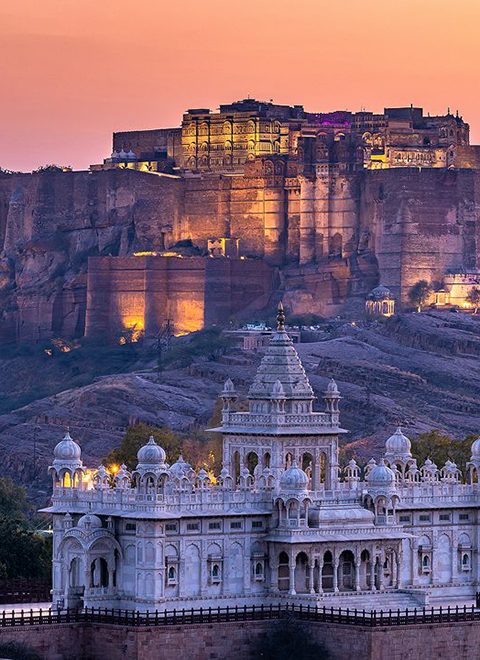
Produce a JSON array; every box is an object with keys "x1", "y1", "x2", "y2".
[{"x1": 45, "y1": 307, "x2": 480, "y2": 611}]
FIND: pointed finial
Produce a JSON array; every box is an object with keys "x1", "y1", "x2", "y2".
[{"x1": 277, "y1": 302, "x2": 285, "y2": 331}]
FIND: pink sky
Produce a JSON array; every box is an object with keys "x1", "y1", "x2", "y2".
[{"x1": 1, "y1": 0, "x2": 479, "y2": 171}]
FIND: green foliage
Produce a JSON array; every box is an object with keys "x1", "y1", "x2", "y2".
[
  {"x1": 0, "y1": 641, "x2": 42, "y2": 660},
  {"x1": 105, "y1": 418, "x2": 223, "y2": 475},
  {"x1": 467, "y1": 287, "x2": 480, "y2": 312},
  {"x1": 410, "y1": 430, "x2": 473, "y2": 468},
  {"x1": 158, "y1": 328, "x2": 233, "y2": 370},
  {"x1": 256, "y1": 619, "x2": 330, "y2": 660},
  {"x1": 408, "y1": 280, "x2": 432, "y2": 311},
  {"x1": 33, "y1": 164, "x2": 70, "y2": 173},
  {"x1": 104, "y1": 424, "x2": 184, "y2": 471},
  {"x1": 0, "y1": 478, "x2": 51, "y2": 579}
]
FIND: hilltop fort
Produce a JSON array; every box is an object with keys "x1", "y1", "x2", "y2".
[{"x1": 1, "y1": 99, "x2": 480, "y2": 341}]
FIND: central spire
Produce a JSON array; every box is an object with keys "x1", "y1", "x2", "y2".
[{"x1": 277, "y1": 301, "x2": 286, "y2": 331}]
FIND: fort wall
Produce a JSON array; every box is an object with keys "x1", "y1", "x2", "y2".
[{"x1": 85, "y1": 255, "x2": 276, "y2": 338}]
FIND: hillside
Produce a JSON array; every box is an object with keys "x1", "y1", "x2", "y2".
[{"x1": 1, "y1": 310, "x2": 480, "y2": 498}]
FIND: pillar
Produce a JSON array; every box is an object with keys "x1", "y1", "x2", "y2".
[
  {"x1": 355, "y1": 549, "x2": 361, "y2": 592},
  {"x1": 289, "y1": 562, "x2": 296, "y2": 596},
  {"x1": 308, "y1": 562, "x2": 315, "y2": 595},
  {"x1": 333, "y1": 554, "x2": 339, "y2": 594},
  {"x1": 317, "y1": 558, "x2": 324, "y2": 595}
]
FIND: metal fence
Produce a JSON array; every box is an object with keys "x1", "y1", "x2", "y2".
[
  {"x1": 1, "y1": 602, "x2": 480, "y2": 628},
  {"x1": 0, "y1": 580, "x2": 51, "y2": 604}
]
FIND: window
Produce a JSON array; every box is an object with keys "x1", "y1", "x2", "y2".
[
  {"x1": 252, "y1": 521, "x2": 263, "y2": 529},
  {"x1": 209, "y1": 522, "x2": 221, "y2": 530},
  {"x1": 439, "y1": 514, "x2": 451, "y2": 522},
  {"x1": 254, "y1": 562, "x2": 264, "y2": 581},
  {"x1": 419, "y1": 514, "x2": 431, "y2": 522},
  {"x1": 186, "y1": 522, "x2": 199, "y2": 531},
  {"x1": 230, "y1": 521, "x2": 242, "y2": 530},
  {"x1": 165, "y1": 523, "x2": 177, "y2": 533},
  {"x1": 125, "y1": 523, "x2": 136, "y2": 532},
  {"x1": 462, "y1": 553, "x2": 471, "y2": 572},
  {"x1": 210, "y1": 563, "x2": 222, "y2": 584},
  {"x1": 399, "y1": 515, "x2": 411, "y2": 523},
  {"x1": 459, "y1": 514, "x2": 470, "y2": 521}
]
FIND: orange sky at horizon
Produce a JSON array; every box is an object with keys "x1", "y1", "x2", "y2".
[{"x1": 1, "y1": 0, "x2": 479, "y2": 171}]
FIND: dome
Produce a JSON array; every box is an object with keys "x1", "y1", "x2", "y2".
[
  {"x1": 471, "y1": 437, "x2": 480, "y2": 459},
  {"x1": 368, "y1": 285, "x2": 392, "y2": 300},
  {"x1": 279, "y1": 462, "x2": 309, "y2": 492},
  {"x1": 137, "y1": 436, "x2": 166, "y2": 465},
  {"x1": 367, "y1": 460, "x2": 395, "y2": 486},
  {"x1": 385, "y1": 427, "x2": 411, "y2": 456},
  {"x1": 53, "y1": 431, "x2": 81, "y2": 463},
  {"x1": 77, "y1": 514, "x2": 102, "y2": 530},
  {"x1": 326, "y1": 378, "x2": 339, "y2": 394},
  {"x1": 168, "y1": 455, "x2": 192, "y2": 480}
]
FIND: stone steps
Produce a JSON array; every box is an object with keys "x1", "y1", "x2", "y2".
[{"x1": 302, "y1": 591, "x2": 425, "y2": 611}]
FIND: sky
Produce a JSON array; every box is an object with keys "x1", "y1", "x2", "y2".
[{"x1": 1, "y1": 0, "x2": 479, "y2": 172}]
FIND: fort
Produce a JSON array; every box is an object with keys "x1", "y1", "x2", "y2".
[{"x1": 1, "y1": 99, "x2": 480, "y2": 340}]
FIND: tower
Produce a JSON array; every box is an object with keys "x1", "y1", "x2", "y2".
[{"x1": 209, "y1": 303, "x2": 346, "y2": 491}]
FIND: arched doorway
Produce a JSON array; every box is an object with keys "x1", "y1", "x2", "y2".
[
  {"x1": 278, "y1": 552, "x2": 289, "y2": 591},
  {"x1": 338, "y1": 550, "x2": 355, "y2": 591},
  {"x1": 294, "y1": 552, "x2": 309, "y2": 594},
  {"x1": 321, "y1": 551, "x2": 334, "y2": 592}
]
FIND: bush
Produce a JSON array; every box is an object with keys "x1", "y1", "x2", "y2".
[{"x1": 0, "y1": 641, "x2": 42, "y2": 660}]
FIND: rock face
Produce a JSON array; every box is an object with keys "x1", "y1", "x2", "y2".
[{"x1": 2, "y1": 311, "x2": 480, "y2": 495}]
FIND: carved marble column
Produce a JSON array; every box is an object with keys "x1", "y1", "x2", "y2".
[{"x1": 308, "y1": 561, "x2": 315, "y2": 595}]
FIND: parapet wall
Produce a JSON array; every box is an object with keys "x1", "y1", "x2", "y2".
[{"x1": 2, "y1": 618, "x2": 480, "y2": 660}]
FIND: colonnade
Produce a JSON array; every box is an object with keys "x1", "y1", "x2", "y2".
[{"x1": 270, "y1": 545, "x2": 402, "y2": 596}]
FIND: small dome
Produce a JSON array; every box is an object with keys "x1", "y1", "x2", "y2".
[
  {"x1": 471, "y1": 437, "x2": 480, "y2": 459},
  {"x1": 385, "y1": 427, "x2": 411, "y2": 456},
  {"x1": 54, "y1": 431, "x2": 81, "y2": 462},
  {"x1": 137, "y1": 436, "x2": 166, "y2": 465},
  {"x1": 279, "y1": 462, "x2": 309, "y2": 492},
  {"x1": 368, "y1": 285, "x2": 392, "y2": 300},
  {"x1": 77, "y1": 514, "x2": 102, "y2": 530},
  {"x1": 367, "y1": 460, "x2": 395, "y2": 486},
  {"x1": 326, "y1": 378, "x2": 339, "y2": 394},
  {"x1": 168, "y1": 455, "x2": 192, "y2": 479}
]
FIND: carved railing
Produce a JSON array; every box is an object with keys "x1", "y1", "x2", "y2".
[{"x1": 1, "y1": 602, "x2": 480, "y2": 627}]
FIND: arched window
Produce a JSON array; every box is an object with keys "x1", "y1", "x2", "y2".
[
  {"x1": 422, "y1": 555, "x2": 430, "y2": 568},
  {"x1": 255, "y1": 562, "x2": 263, "y2": 576},
  {"x1": 168, "y1": 566, "x2": 176, "y2": 580}
]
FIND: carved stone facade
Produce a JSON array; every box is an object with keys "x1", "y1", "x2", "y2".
[{"x1": 44, "y1": 308, "x2": 480, "y2": 611}]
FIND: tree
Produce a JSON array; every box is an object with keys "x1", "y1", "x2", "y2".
[
  {"x1": 410, "y1": 430, "x2": 472, "y2": 470},
  {"x1": 255, "y1": 619, "x2": 330, "y2": 659},
  {"x1": 467, "y1": 287, "x2": 480, "y2": 313},
  {"x1": 0, "y1": 478, "x2": 51, "y2": 579},
  {"x1": 104, "y1": 424, "x2": 184, "y2": 471},
  {"x1": 408, "y1": 280, "x2": 432, "y2": 312}
]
